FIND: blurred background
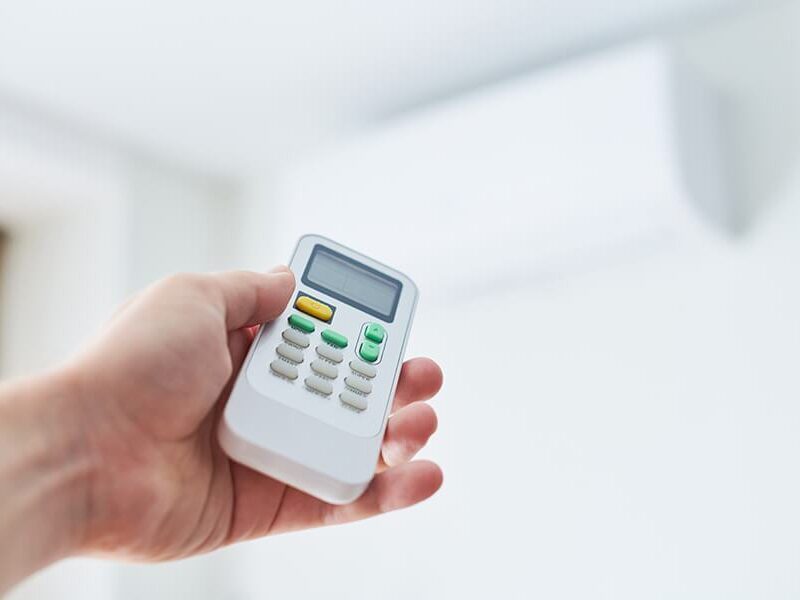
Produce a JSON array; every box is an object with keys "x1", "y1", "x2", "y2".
[{"x1": 2, "y1": 0, "x2": 800, "y2": 598}]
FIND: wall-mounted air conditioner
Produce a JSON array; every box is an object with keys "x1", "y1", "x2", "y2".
[{"x1": 269, "y1": 41, "x2": 729, "y2": 303}]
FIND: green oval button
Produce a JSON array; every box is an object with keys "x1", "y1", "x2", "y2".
[
  {"x1": 364, "y1": 323, "x2": 386, "y2": 344},
  {"x1": 359, "y1": 341, "x2": 380, "y2": 363},
  {"x1": 288, "y1": 314, "x2": 315, "y2": 333},
  {"x1": 321, "y1": 329, "x2": 348, "y2": 349}
]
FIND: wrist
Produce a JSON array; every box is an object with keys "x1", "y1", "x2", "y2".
[{"x1": 0, "y1": 364, "x2": 93, "y2": 593}]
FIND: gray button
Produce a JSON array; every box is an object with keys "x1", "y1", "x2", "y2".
[
  {"x1": 270, "y1": 359, "x2": 298, "y2": 380},
  {"x1": 340, "y1": 390, "x2": 368, "y2": 411},
  {"x1": 316, "y1": 344, "x2": 343, "y2": 364},
  {"x1": 349, "y1": 360, "x2": 376, "y2": 379},
  {"x1": 345, "y1": 376, "x2": 372, "y2": 394},
  {"x1": 305, "y1": 375, "x2": 333, "y2": 395},
  {"x1": 282, "y1": 328, "x2": 309, "y2": 348},
  {"x1": 311, "y1": 359, "x2": 338, "y2": 379},
  {"x1": 276, "y1": 343, "x2": 304, "y2": 363}
]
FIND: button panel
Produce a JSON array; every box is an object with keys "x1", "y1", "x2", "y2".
[{"x1": 270, "y1": 310, "x2": 388, "y2": 417}]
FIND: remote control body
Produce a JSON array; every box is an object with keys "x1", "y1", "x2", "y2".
[{"x1": 219, "y1": 234, "x2": 418, "y2": 504}]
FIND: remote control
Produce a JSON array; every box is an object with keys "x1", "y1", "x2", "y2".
[{"x1": 219, "y1": 234, "x2": 418, "y2": 504}]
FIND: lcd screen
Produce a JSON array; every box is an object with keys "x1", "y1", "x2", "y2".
[{"x1": 302, "y1": 245, "x2": 401, "y2": 321}]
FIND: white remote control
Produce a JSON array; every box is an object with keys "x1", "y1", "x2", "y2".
[{"x1": 219, "y1": 234, "x2": 418, "y2": 504}]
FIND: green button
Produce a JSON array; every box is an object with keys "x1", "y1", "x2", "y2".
[
  {"x1": 321, "y1": 329, "x2": 348, "y2": 349},
  {"x1": 364, "y1": 323, "x2": 386, "y2": 344},
  {"x1": 359, "y1": 341, "x2": 380, "y2": 363},
  {"x1": 288, "y1": 314, "x2": 315, "y2": 333}
]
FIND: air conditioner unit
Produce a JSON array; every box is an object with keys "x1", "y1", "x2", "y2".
[{"x1": 269, "y1": 41, "x2": 729, "y2": 301}]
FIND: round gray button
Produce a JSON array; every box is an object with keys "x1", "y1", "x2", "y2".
[
  {"x1": 340, "y1": 390, "x2": 368, "y2": 411},
  {"x1": 345, "y1": 376, "x2": 372, "y2": 394},
  {"x1": 276, "y1": 343, "x2": 304, "y2": 363},
  {"x1": 311, "y1": 359, "x2": 338, "y2": 379},
  {"x1": 270, "y1": 359, "x2": 298, "y2": 380},
  {"x1": 316, "y1": 344, "x2": 343, "y2": 364},
  {"x1": 349, "y1": 360, "x2": 376, "y2": 379},
  {"x1": 282, "y1": 328, "x2": 310, "y2": 348},
  {"x1": 305, "y1": 375, "x2": 333, "y2": 396}
]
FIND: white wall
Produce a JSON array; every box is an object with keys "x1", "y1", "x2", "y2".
[
  {"x1": 400, "y1": 189, "x2": 800, "y2": 599},
  {"x1": 0, "y1": 207, "x2": 126, "y2": 376},
  {"x1": 0, "y1": 115, "x2": 130, "y2": 376},
  {"x1": 229, "y1": 4, "x2": 800, "y2": 598},
  {"x1": 0, "y1": 105, "x2": 242, "y2": 600}
]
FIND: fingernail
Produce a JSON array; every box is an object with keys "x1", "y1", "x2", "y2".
[{"x1": 269, "y1": 265, "x2": 291, "y2": 274}]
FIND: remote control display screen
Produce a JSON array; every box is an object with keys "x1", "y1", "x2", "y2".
[{"x1": 302, "y1": 245, "x2": 402, "y2": 322}]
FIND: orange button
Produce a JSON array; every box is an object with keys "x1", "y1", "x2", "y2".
[{"x1": 295, "y1": 296, "x2": 333, "y2": 322}]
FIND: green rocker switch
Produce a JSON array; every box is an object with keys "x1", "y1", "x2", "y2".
[
  {"x1": 364, "y1": 323, "x2": 385, "y2": 344},
  {"x1": 359, "y1": 341, "x2": 380, "y2": 363}
]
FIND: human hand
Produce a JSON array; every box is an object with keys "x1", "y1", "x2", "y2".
[{"x1": 64, "y1": 267, "x2": 443, "y2": 559}]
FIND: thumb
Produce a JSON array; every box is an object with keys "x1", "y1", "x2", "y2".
[{"x1": 209, "y1": 267, "x2": 296, "y2": 331}]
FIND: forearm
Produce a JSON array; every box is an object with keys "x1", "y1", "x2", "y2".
[{"x1": 0, "y1": 367, "x2": 90, "y2": 595}]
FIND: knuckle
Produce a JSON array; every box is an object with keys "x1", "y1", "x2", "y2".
[
  {"x1": 162, "y1": 272, "x2": 197, "y2": 288},
  {"x1": 161, "y1": 272, "x2": 213, "y2": 296}
]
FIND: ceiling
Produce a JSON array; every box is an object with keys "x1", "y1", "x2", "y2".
[{"x1": 0, "y1": 0, "x2": 742, "y2": 176}]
